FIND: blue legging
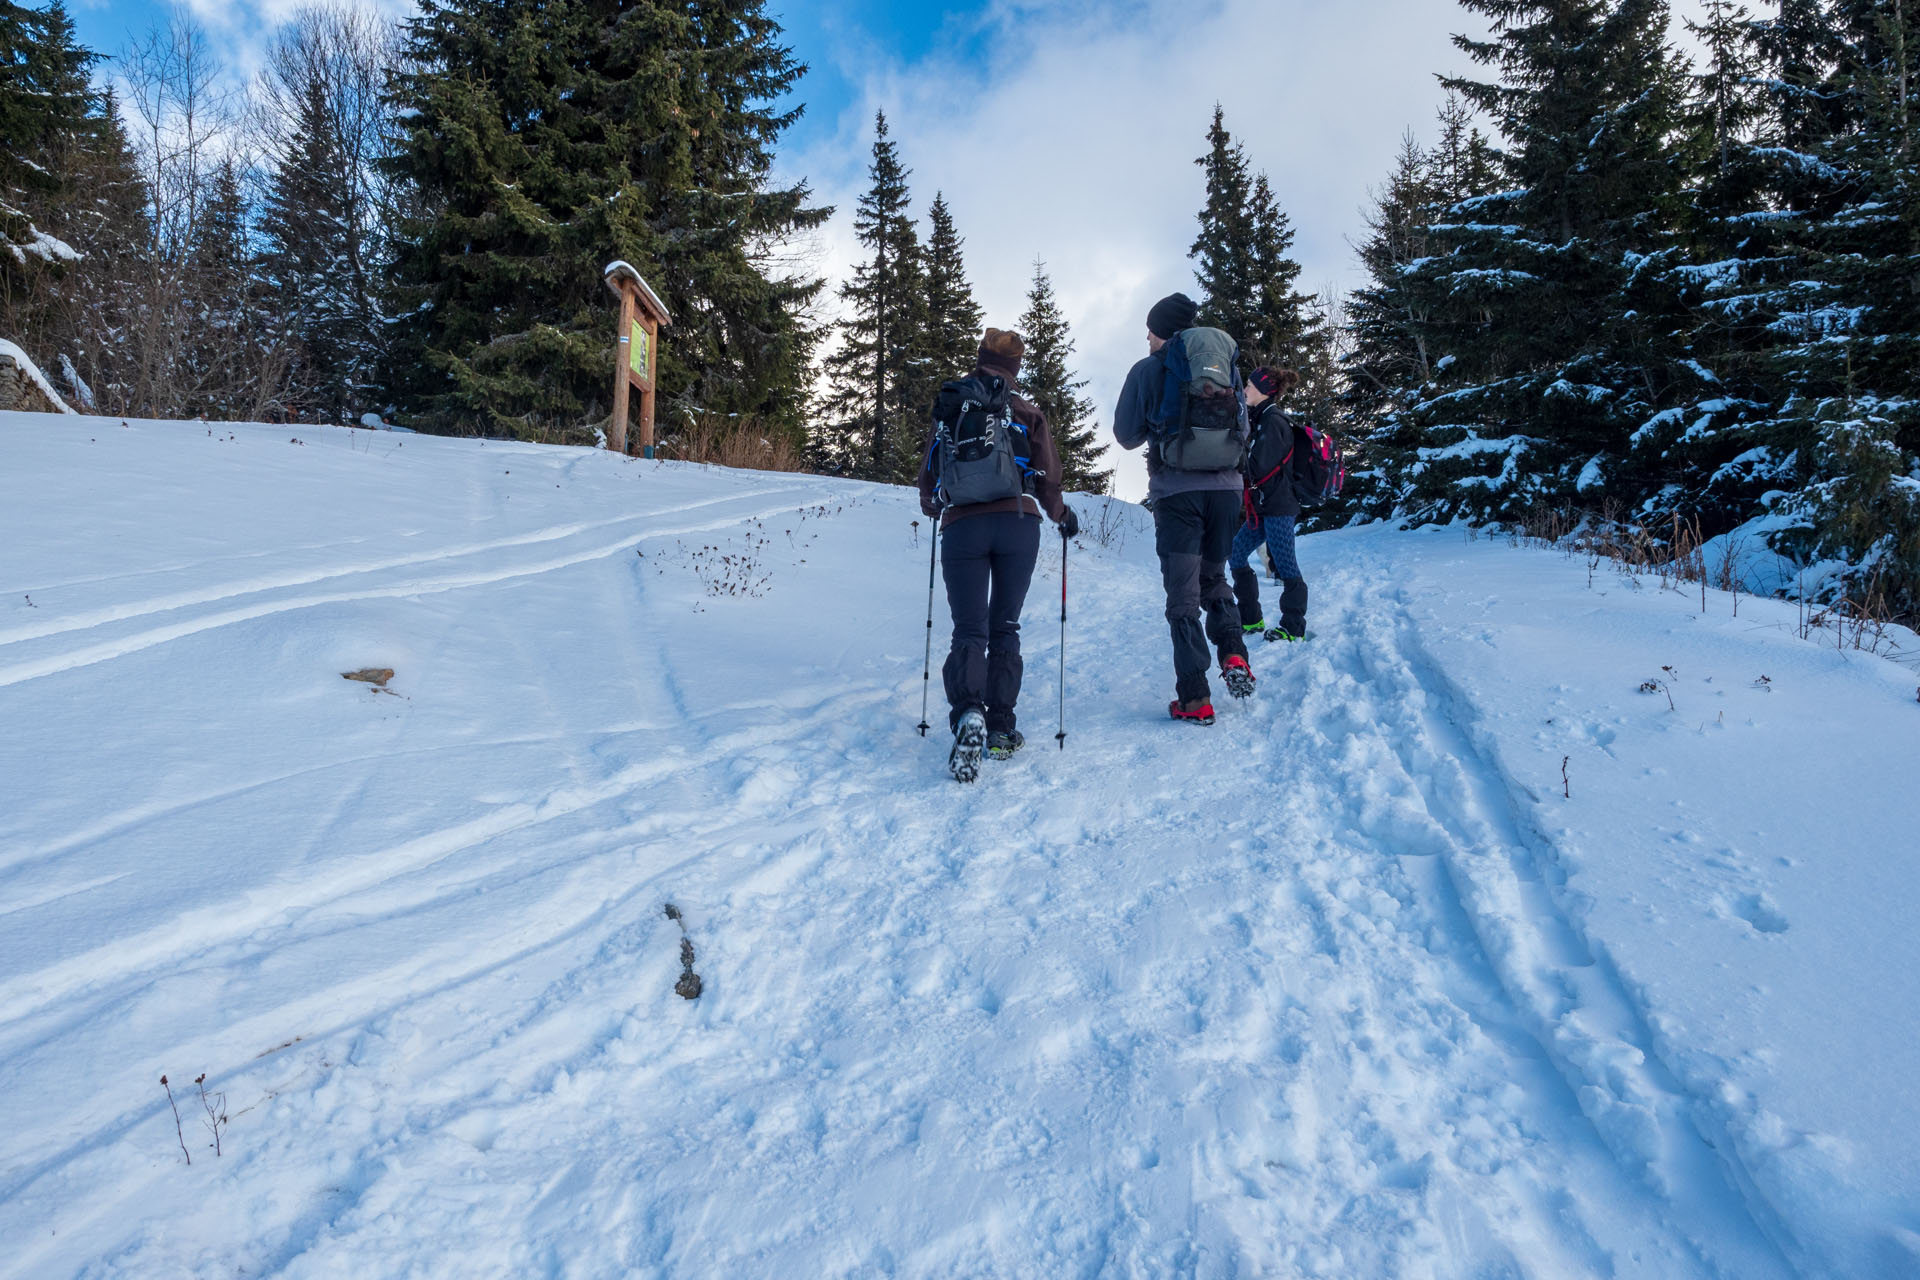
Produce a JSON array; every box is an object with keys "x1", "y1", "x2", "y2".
[{"x1": 1230, "y1": 515, "x2": 1299, "y2": 580}]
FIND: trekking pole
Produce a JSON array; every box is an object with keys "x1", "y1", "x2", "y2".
[
  {"x1": 918, "y1": 518, "x2": 941, "y2": 737},
  {"x1": 1056, "y1": 532, "x2": 1068, "y2": 750}
]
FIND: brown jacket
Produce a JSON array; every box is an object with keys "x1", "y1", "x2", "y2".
[{"x1": 917, "y1": 349, "x2": 1067, "y2": 530}]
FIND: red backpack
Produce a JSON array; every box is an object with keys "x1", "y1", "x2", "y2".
[
  {"x1": 1247, "y1": 412, "x2": 1346, "y2": 512},
  {"x1": 1288, "y1": 418, "x2": 1346, "y2": 508}
]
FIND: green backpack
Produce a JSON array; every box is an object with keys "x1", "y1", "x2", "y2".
[{"x1": 1152, "y1": 327, "x2": 1249, "y2": 471}]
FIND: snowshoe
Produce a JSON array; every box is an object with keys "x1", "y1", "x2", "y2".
[
  {"x1": 1264, "y1": 625, "x2": 1303, "y2": 643},
  {"x1": 1221, "y1": 653, "x2": 1256, "y2": 699},
  {"x1": 985, "y1": 729, "x2": 1024, "y2": 760},
  {"x1": 1169, "y1": 698, "x2": 1216, "y2": 726},
  {"x1": 949, "y1": 709, "x2": 987, "y2": 783}
]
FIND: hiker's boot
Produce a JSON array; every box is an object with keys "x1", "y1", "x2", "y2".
[
  {"x1": 1278, "y1": 578, "x2": 1308, "y2": 640},
  {"x1": 1169, "y1": 697, "x2": 1216, "y2": 726},
  {"x1": 949, "y1": 709, "x2": 987, "y2": 783},
  {"x1": 985, "y1": 729, "x2": 1024, "y2": 760},
  {"x1": 1231, "y1": 565, "x2": 1264, "y2": 632},
  {"x1": 1221, "y1": 653, "x2": 1256, "y2": 699}
]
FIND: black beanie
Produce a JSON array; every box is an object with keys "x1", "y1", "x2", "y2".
[{"x1": 1146, "y1": 292, "x2": 1199, "y2": 340}]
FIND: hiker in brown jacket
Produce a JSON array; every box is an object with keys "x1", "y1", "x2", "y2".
[{"x1": 918, "y1": 327, "x2": 1079, "y2": 779}]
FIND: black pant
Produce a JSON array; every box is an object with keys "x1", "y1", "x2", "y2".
[
  {"x1": 1153, "y1": 489, "x2": 1246, "y2": 703},
  {"x1": 941, "y1": 512, "x2": 1040, "y2": 733}
]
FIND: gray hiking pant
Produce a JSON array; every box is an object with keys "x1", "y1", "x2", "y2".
[{"x1": 1153, "y1": 489, "x2": 1246, "y2": 704}]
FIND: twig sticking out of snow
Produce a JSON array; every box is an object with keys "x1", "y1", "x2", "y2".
[
  {"x1": 194, "y1": 1074, "x2": 227, "y2": 1157},
  {"x1": 159, "y1": 1075, "x2": 190, "y2": 1165}
]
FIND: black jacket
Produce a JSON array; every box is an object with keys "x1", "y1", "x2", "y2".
[{"x1": 1245, "y1": 401, "x2": 1301, "y2": 521}]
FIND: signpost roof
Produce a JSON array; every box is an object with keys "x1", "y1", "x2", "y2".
[{"x1": 602, "y1": 261, "x2": 672, "y2": 326}]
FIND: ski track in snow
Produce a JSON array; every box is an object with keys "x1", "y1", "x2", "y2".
[
  {"x1": 0, "y1": 486, "x2": 826, "y2": 689},
  {"x1": 0, "y1": 420, "x2": 1863, "y2": 1276}
]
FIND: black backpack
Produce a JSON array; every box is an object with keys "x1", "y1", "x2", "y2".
[{"x1": 929, "y1": 374, "x2": 1035, "y2": 507}]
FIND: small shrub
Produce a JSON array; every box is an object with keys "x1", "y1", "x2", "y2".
[{"x1": 657, "y1": 413, "x2": 806, "y2": 474}]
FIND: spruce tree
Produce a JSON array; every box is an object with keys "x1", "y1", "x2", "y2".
[
  {"x1": 1, "y1": 0, "x2": 91, "y2": 318},
  {"x1": 1692, "y1": 0, "x2": 1765, "y2": 182},
  {"x1": 820, "y1": 111, "x2": 927, "y2": 482},
  {"x1": 1430, "y1": 91, "x2": 1500, "y2": 203},
  {"x1": 1338, "y1": 95, "x2": 1506, "y2": 526},
  {"x1": 36, "y1": 85, "x2": 149, "y2": 412},
  {"x1": 1190, "y1": 106, "x2": 1260, "y2": 342},
  {"x1": 1626, "y1": 0, "x2": 1782, "y2": 532},
  {"x1": 923, "y1": 192, "x2": 983, "y2": 382},
  {"x1": 1190, "y1": 107, "x2": 1325, "y2": 403},
  {"x1": 1752, "y1": 0, "x2": 1844, "y2": 159},
  {"x1": 1386, "y1": 0, "x2": 1694, "y2": 524},
  {"x1": 1243, "y1": 174, "x2": 1325, "y2": 370},
  {"x1": 1764, "y1": 0, "x2": 1920, "y2": 616},
  {"x1": 260, "y1": 68, "x2": 364, "y2": 421},
  {"x1": 384, "y1": 0, "x2": 825, "y2": 444},
  {"x1": 649, "y1": 0, "x2": 830, "y2": 440},
  {"x1": 1017, "y1": 261, "x2": 1110, "y2": 495},
  {"x1": 183, "y1": 158, "x2": 274, "y2": 421},
  {"x1": 383, "y1": 0, "x2": 626, "y2": 437},
  {"x1": 1339, "y1": 133, "x2": 1441, "y2": 520},
  {"x1": 1245, "y1": 171, "x2": 1336, "y2": 427}
]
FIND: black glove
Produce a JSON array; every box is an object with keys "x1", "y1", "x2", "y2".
[{"x1": 1058, "y1": 507, "x2": 1080, "y2": 539}]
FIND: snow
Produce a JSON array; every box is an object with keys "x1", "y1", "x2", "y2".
[
  {"x1": 3, "y1": 411, "x2": 1918, "y2": 1277},
  {"x1": 1577, "y1": 454, "x2": 1606, "y2": 492},
  {"x1": 1445, "y1": 267, "x2": 1540, "y2": 291},
  {"x1": 5, "y1": 227, "x2": 78, "y2": 265},
  {"x1": 56, "y1": 354, "x2": 94, "y2": 412},
  {"x1": 1697, "y1": 510, "x2": 1815, "y2": 599},
  {"x1": 0, "y1": 340, "x2": 73, "y2": 414},
  {"x1": 1546, "y1": 379, "x2": 1611, "y2": 404}
]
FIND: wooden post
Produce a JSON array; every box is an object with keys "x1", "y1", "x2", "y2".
[{"x1": 602, "y1": 261, "x2": 672, "y2": 459}]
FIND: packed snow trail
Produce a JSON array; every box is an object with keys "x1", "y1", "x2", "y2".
[{"x1": 1, "y1": 414, "x2": 1913, "y2": 1277}]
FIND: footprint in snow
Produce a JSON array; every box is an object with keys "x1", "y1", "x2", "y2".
[{"x1": 1733, "y1": 893, "x2": 1790, "y2": 935}]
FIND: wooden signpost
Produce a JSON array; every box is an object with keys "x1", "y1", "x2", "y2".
[{"x1": 603, "y1": 261, "x2": 672, "y2": 457}]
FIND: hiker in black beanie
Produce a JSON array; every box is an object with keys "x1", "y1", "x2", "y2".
[
  {"x1": 1111, "y1": 291, "x2": 1254, "y2": 725},
  {"x1": 1146, "y1": 293, "x2": 1199, "y2": 343}
]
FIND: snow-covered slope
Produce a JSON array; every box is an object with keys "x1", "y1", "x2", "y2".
[{"x1": 2, "y1": 410, "x2": 1915, "y2": 1278}]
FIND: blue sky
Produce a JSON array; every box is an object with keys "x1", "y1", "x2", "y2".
[{"x1": 68, "y1": 0, "x2": 969, "y2": 148}]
